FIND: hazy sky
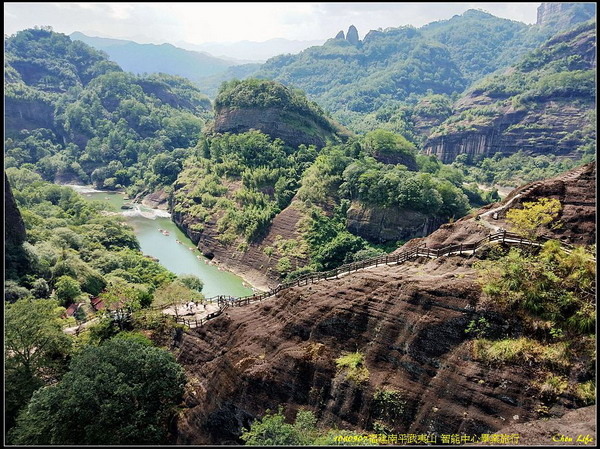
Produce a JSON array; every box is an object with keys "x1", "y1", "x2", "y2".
[{"x1": 4, "y1": 2, "x2": 542, "y2": 44}]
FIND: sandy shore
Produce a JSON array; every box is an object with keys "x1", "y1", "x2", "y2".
[{"x1": 206, "y1": 257, "x2": 272, "y2": 294}]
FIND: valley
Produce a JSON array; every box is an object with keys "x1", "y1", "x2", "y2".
[{"x1": 72, "y1": 186, "x2": 254, "y2": 297}]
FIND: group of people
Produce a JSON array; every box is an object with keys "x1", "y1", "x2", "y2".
[{"x1": 182, "y1": 301, "x2": 204, "y2": 314}]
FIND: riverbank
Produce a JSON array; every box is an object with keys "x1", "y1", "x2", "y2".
[
  {"x1": 141, "y1": 189, "x2": 170, "y2": 210},
  {"x1": 204, "y1": 256, "x2": 272, "y2": 293},
  {"x1": 66, "y1": 185, "x2": 255, "y2": 297}
]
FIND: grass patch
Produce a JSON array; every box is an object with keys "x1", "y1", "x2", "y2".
[
  {"x1": 472, "y1": 337, "x2": 571, "y2": 370},
  {"x1": 336, "y1": 351, "x2": 370, "y2": 383},
  {"x1": 538, "y1": 374, "x2": 569, "y2": 398},
  {"x1": 574, "y1": 380, "x2": 596, "y2": 406}
]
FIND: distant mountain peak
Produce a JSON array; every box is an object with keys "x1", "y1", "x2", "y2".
[
  {"x1": 69, "y1": 31, "x2": 236, "y2": 81},
  {"x1": 346, "y1": 25, "x2": 360, "y2": 45}
]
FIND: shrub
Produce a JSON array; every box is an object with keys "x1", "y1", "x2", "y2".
[
  {"x1": 505, "y1": 197, "x2": 562, "y2": 240},
  {"x1": 336, "y1": 351, "x2": 370, "y2": 383},
  {"x1": 574, "y1": 380, "x2": 596, "y2": 406},
  {"x1": 372, "y1": 389, "x2": 407, "y2": 426},
  {"x1": 241, "y1": 407, "x2": 318, "y2": 446},
  {"x1": 54, "y1": 275, "x2": 82, "y2": 305},
  {"x1": 472, "y1": 337, "x2": 570, "y2": 370}
]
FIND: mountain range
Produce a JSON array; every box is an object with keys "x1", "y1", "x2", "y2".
[
  {"x1": 176, "y1": 37, "x2": 326, "y2": 62},
  {"x1": 69, "y1": 32, "x2": 237, "y2": 83}
]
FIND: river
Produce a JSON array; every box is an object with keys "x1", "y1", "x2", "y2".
[{"x1": 68, "y1": 186, "x2": 254, "y2": 298}]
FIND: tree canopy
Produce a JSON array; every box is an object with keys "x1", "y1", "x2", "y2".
[{"x1": 9, "y1": 338, "x2": 186, "y2": 445}]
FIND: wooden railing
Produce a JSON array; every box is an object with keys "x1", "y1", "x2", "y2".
[
  {"x1": 175, "y1": 230, "x2": 592, "y2": 328},
  {"x1": 174, "y1": 307, "x2": 226, "y2": 328}
]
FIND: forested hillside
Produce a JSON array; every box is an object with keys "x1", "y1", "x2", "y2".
[
  {"x1": 172, "y1": 79, "x2": 497, "y2": 287},
  {"x1": 4, "y1": 4, "x2": 597, "y2": 446},
  {"x1": 4, "y1": 168, "x2": 210, "y2": 441},
  {"x1": 242, "y1": 6, "x2": 595, "y2": 135},
  {"x1": 70, "y1": 32, "x2": 237, "y2": 82},
  {"x1": 5, "y1": 28, "x2": 211, "y2": 196},
  {"x1": 256, "y1": 25, "x2": 466, "y2": 128},
  {"x1": 211, "y1": 78, "x2": 347, "y2": 148},
  {"x1": 424, "y1": 20, "x2": 596, "y2": 163}
]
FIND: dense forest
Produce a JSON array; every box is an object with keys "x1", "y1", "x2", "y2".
[
  {"x1": 175, "y1": 89, "x2": 498, "y2": 281},
  {"x1": 4, "y1": 167, "x2": 208, "y2": 441},
  {"x1": 5, "y1": 27, "x2": 212, "y2": 197},
  {"x1": 245, "y1": 8, "x2": 594, "y2": 134}
]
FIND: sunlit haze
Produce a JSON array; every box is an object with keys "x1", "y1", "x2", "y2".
[{"x1": 4, "y1": 2, "x2": 541, "y2": 45}]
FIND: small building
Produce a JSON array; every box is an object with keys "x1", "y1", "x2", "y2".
[
  {"x1": 90, "y1": 297, "x2": 105, "y2": 311},
  {"x1": 63, "y1": 302, "x2": 83, "y2": 318}
]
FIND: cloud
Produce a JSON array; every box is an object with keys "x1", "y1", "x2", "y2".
[{"x1": 3, "y1": 2, "x2": 542, "y2": 44}]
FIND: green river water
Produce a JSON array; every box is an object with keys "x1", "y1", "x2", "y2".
[{"x1": 70, "y1": 186, "x2": 254, "y2": 298}]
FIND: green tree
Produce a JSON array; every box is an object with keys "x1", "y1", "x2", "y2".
[
  {"x1": 98, "y1": 279, "x2": 152, "y2": 311},
  {"x1": 506, "y1": 197, "x2": 562, "y2": 240},
  {"x1": 4, "y1": 280, "x2": 31, "y2": 302},
  {"x1": 153, "y1": 280, "x2": 203, "y2": 318},
  {"x1": 9, "y1": 338, "x2": 186, "y2": 445},
  {"x1": 241, "y1": 407, "x2": 318, "y2": 446},
  {"x1": 5, "y1": 298, "x2": 72, "y2": 431},
  {"x1": 53, "y1": 275, "x2": 82, "y2": 305},
  {"x1": 176, "y1": 274, "x2": 204, "y2": 293}
]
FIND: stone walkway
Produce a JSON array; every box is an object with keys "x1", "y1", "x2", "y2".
[
  {"x1": 162, "y1": 301, "x2": 221, "y2": 322},
  {"x1": 476, "y1": 165, "x2": 587, "y2": 232}
]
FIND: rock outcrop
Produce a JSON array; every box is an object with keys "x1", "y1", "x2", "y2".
[
  {"x1": 173, "y1": 257, "x2": 582, "y2": 444},
  {"x1": 212, "y1": 79, "x2": 345, "y2": 149},
  {"x1": 536, "y1": 2, "x2": 596, "y2": 29},
  {"x1": 5, "y1": 173, "x2": 26, "y2": 247},
  {"x1": 141, "y1": 188, "x2": 170, "y2": 210},
  {"x1": 346, "y1": 25, "x2": 360, "y2": 45},
  {"x1": 334, "y1": 30, "x2": 345, "y2": 40},
  {"x1": 4, "y1": 90, "x2": 58, "y2": 139},
  {"x1": 213, "y1": 106, "x2": 338, "y2": 149},
  {"x1": 488, "y1": 405, "x2": 596, "y2": 446},
  {"x1": 172, "y1": 164, "x2": 595, "y2": 445},
  {"x1": 499, "y1": 162, "x2": 596, "y2": 246},
  {"x1": 399, "y1": 162, "x2": 596, "y2": 251},
  {"x1": 424, "y1": 20, "x2": 596, "y2": 163},
  {"x1": 172, "y1": 197, "x2": 310, "y2": 291},
  {"x1": 424, "y1": 99, "x2": 594, "y2": 163},
  {"x1": 346, "y1": 202, "x2": 445, "y2": 243}
]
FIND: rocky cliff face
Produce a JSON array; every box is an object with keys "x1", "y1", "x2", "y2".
[
  {"x1": 496, "y1": 162, "x2": 596, "y2": 246},
  {"x1": 490, "y1": 405, "x2": 596, "y2": 446},
  {"x1": 5, "y1": 173, "x2": 27, "y2": 247},
  {"x1": 213, "y1": 106, "x2": 339, "y2": 149},
  {"x1": 346, "y1": 25, "x2": 360, "y2": 46},
  {"x1": 4, "y1": 93, "x2": 58, "y2": 139},
  {"x1": 537, "y1": 2, "x2": 596, "y2": 28},
  {"x1": 424, "y1": 99, "x2": 593, "y2": 163},
  {"x1": 346, "y1": 202, "x2": 445, "y2": 243},
  {"x1": 400, "y1": 162, "x2": 596, "y2": 251},
  {"x1": 173, "y1": 259, "x2": 575, "y2": 444},
  {"x1": 172, "y1": 196, "x2": 310, "y2": 291},
  {"x1": 171, "y1": 164, "x2": 595, "y2": 444},
  {"x1": 424, "y1": 21, "x2": 596, "y2": 163}
]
